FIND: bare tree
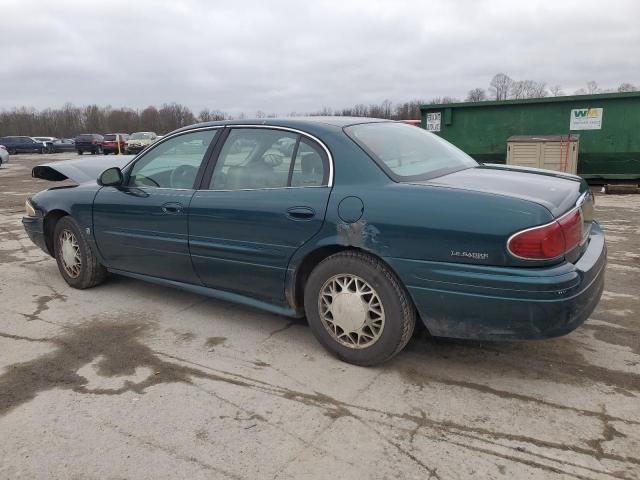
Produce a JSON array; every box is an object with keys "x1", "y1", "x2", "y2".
[
  {"x1": 549, "y1": 85, "x2": 564, "y2": 96},
  {"x1": 466, "y1": 88, "x2": 486, "y2": 102},
  {"x1": 617, "y1": 82, "x2": 636, "y2": 92},
  {"x1": 428, "y1": 96, "x2": 459, "y2": 105},
  {"x1": 489, "y1": 73, "x2": 513, "y2": 100},
  {"x1": 586, "y1": 81, "x2": 599, "y2": 94},
  {"x1": 523, "y1": 81, "x2": 548, "y2": 98},
  {"x1": 509, "y1": 81, "x2": 526, "y2": 100}
]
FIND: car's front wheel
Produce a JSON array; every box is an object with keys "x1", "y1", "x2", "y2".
[
  {"x1": 77, "y1": 150, "x2": 83, "y2": 155},
  {"x1": 53, "y1": 216, "x2": 107, "y2": 289},
  {"x1": 304, "y1": 251, "x2": 415, "y2": 366}
]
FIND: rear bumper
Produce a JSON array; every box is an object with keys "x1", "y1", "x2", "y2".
[
  {"x1": 22, "y1": 216, "x2": 50, "y2": 255},
  {"x1": 388, "y1": 222, "x2": 606, "y2": 340}
]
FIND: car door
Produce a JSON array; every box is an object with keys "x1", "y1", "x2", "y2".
[
  {"x1": 17, "y1": 137, "x2": 30, "y2": 153},
  {"x1": 93, "y1": 128, "x2": 220, "y2": 283},
  {"x1": 189, "y1": 127, "x2": 332, "y2": 303},
  {"x1": 25, "y1": 137, "x2": 40, "y2": 153}
]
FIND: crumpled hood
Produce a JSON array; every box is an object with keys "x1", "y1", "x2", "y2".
[{"x1": 32, "y1": 156, "x2": 133, "y2": 183}]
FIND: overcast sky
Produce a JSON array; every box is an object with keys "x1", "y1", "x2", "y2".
[{"x1": 1, "y1": 0, "x2": 638, "y2": 115}]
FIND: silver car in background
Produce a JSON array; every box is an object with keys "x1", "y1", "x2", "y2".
[{"x1": 0, "y1": 145, "x2": 9, "y2": 165}]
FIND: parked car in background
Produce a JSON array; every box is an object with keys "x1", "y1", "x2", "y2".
[
  {"x1": 102, "y1": 133, "x2": 129, "y2": 155},
  {"x1": 33, "y1": 137, "x2": 57, "y2": 153},
  {"x1": 125, "y1": 131, "x2": 157, "y2": 154},
  {"x1": 51, "y1": 138, "x2": 76, "y2": 153},
  {"x1": 23, "y1": 118, "x2": 606, "y2": 366},
  {"x1": 0, "y1": 136, "x2": 49, "y2": 154},
  {"x1": 0, "y1": 145, "x2": 9, "y2": 165},
  {"x1": 74, "y1": 134, "x2": 104, "y2": 155}
]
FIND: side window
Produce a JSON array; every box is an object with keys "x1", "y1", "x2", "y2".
[
  {"x1": 127, "y1": 129, "x2": 218, "y2": 189},
  {"x1": 290, "y1": 138, "x2": 327, "y2": 187},
  {"x1": 210, "y1": 129, "x2": 298, "y2": 190}
]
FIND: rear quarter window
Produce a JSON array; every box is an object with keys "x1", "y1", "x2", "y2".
[{"x1": 345, "y1": 122, "x2": 477, "y2": 181}]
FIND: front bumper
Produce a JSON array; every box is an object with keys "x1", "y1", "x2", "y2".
[
  {"x1": 388, "y1": 222, "x2": 607, "y2": 340},
  {"x1": 22, "y1": 216, "x2": 50, "y2": 255},
  {"x1": 126, "y1": 145, "x2": 145, "y2": 154}
]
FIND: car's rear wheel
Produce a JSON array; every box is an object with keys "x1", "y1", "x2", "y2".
[
  {"x1": 77, "y1": 150, "x2": 83, "y2": 155},
  {"x1": 54, "y1": 216, "x2": 107, "y2": 289},
  {"x1": 304, "y1": 251, "x2": 415, "y2": 366},
  {"x1": 8, "y1": 148, "x2": 16, "y2": 155}
]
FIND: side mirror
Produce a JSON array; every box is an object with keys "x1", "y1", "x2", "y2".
[{"x1": 98, "y1": 167, "x2": 124, "y2": 187}]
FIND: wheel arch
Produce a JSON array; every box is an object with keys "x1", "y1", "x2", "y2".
[
  {"x1": 43, "y1": 209, "x2": 70, "y2": 256},
  {"x1": 288, "y1": 244, "x2": 415, "y2": 318}
]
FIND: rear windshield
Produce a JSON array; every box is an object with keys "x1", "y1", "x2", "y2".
[
  {"x1": 104, "y1": 134, "x2": 117, "y2": 140},
  {"x1": 345, "y1": 122, "x2": 477, "y2": 181},
  {"x1": 77, "y1": 134, "x2": 95, "y2": 141}
]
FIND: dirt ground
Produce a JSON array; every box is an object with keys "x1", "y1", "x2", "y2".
[{"x1": 0, "y1": 153, "x2": 638, "y2": 479}]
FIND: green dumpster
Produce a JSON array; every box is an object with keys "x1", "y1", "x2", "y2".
[{"x1": 420, "y1": 91, "x2": 640, "y2": 181}]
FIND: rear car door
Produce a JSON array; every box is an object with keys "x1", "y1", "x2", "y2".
[
  {"x1": 189, "y1": 127, "x2": 332, "y2": 303},
  {"x1": 93, "y1": 128, "x2": 220, "y2": 283}
]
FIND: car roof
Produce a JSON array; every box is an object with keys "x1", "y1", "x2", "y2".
[
  {"x1": 190, "y1": 116, "x2": 389, "y2": 128},
  {"x1": 168, "y1": 117, "x2": 391, "y2": 138}
]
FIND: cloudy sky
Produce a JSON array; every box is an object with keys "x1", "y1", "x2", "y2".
[{"x1": 1, "y1": 0, "x2": 638, "y2": 115}]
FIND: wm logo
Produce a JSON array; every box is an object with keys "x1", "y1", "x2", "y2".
[{"x1": 574, "y1": 109, "x2": 599, "y2": 118}]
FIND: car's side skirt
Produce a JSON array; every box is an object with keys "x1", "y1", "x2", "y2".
[{"x1": 108, "y1": 268, "x2": 301, "y2": 318}]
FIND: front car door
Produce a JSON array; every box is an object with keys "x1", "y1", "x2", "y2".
[
  {"x1": 93, "y1": 128, "x2": 220, "y2": 283},
  {"x1": 189, "y1": 127, "x2": 332, "y2": 304}
]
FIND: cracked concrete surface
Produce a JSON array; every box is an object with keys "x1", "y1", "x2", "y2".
[{"x1": 0, "y1": 154, "x2": 638, "y2": 479}]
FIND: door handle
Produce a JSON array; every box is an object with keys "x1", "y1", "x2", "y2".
[
  {"x1": 286, "y1": 206, "x2": 315, "y2": 220},
  {"x1": 162, "y1": 202, "x2": 183, "y2": 214}
]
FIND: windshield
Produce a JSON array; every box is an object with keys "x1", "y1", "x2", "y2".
[
  {"x1": 346, "y1": 122, "x2": 477, "y2": 181},
  {"x1": 130, "y1": 132, "x2": 154, "y2": 140}
]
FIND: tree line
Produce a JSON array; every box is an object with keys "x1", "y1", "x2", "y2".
[
  {"x1": 0, "y1": 100, "x2": 425, "y2": 138},
  {"x1": 443, "y1": 74, "x2": 638, "y2": 104},
  {"x1": 0, "y1": 75, "x2": 636, "y2": 137},
  {"x1": 0, "y1": 103, "x2": 200, "y2": 138}
]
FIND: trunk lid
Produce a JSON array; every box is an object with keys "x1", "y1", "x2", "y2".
[{"x1": 416, "y1": 164, "x2": 587, "y2": 218}]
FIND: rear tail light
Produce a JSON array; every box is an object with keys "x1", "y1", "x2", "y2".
[{"x1": 507, "y1": 208, "x2": 583, "y2": 260}]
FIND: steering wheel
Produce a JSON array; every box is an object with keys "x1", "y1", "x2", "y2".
[{"x1": 170, "y1": 165, "x2": 198, "y2": 188}]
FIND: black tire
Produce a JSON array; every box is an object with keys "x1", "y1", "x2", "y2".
[
  {"x1": 103, "y1": 149, "x2": 108, "y2": 155},
  {"x1": 39, "y1": 147, "x2": 46, "y2": 154},
  {"x1": 8, "y1": 148, "x2": 16, "y2": 155},
  {"x1": 53, "y1": 216, "x2": 107, "y2": 289},
  {"x1": 77, "y1": 150, "x2": 83, "y2": 155},
  {"x1": 304, "y1": 251, "x2": 415, "y2": 366}
]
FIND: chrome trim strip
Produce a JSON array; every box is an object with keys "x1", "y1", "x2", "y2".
[
  {"x1": 575, "y1": 191, "x2": 588, "y2": 208},
  {"x1": 129, "y1": 185, "x2": 329, "y2": 193},
  {"x1": 506, "y1": 204, "x2": 583, "y2": 261}
]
